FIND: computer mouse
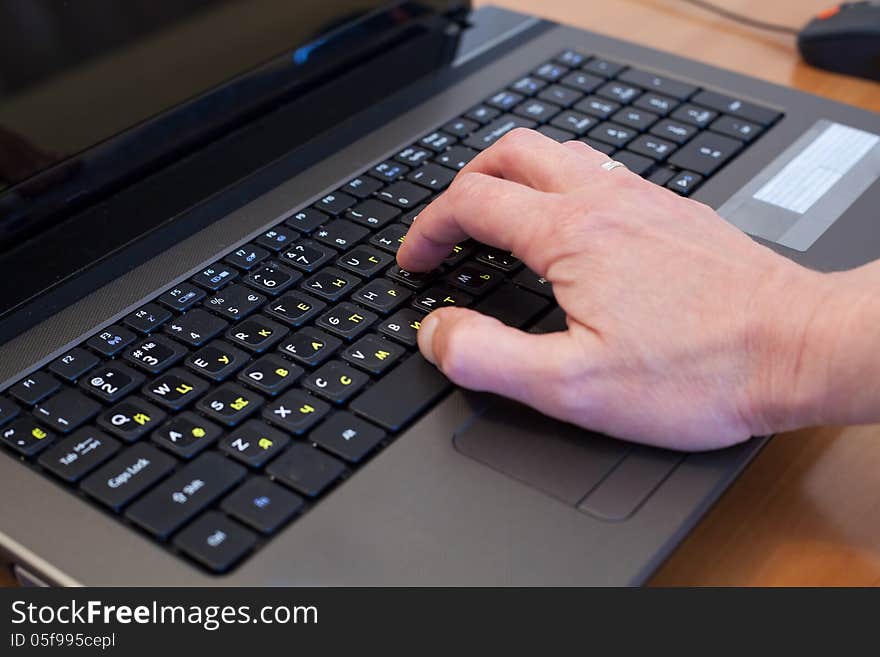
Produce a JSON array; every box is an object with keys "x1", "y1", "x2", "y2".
[{"x1": 797, "y1": 2, "x2": 880, "y2": 81}]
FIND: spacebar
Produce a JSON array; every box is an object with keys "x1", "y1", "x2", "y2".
[{"x1": 349, "y1": 353, "x2": 452, "y2": 431}]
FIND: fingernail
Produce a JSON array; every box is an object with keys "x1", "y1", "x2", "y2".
[{"x1": 418, "y1": 313, "x2": 439, "y2": 365}]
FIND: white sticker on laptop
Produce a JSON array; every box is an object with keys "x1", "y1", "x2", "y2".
[{"x1": 718, "y1": 120, "x2": 880, "y2": 252}]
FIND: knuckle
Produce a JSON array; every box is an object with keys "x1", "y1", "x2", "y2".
[{"x1": 448, "y1": 170, "x2": 482, "y2": 201}]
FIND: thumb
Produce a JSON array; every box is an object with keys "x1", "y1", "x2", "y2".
[{"x1": 417, "y1": 306, "x2": 578, "y2": 407}]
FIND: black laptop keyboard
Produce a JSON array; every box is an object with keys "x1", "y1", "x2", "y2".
[{"x1": 0, "y1": 50, "x2": 781, "y2": 574}]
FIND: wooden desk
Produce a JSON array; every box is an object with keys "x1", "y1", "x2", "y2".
[{"x1": 3, "y1": 0, "x2": 878, "y2": 588}]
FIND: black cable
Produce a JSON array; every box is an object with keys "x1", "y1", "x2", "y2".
[{"x1": 678, "y1": 0, "x2": 800, "y2": 35}]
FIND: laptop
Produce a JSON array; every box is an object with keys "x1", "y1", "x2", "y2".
[{"x1": 1, "y1": 0, "x2": 878, "y2": 586}]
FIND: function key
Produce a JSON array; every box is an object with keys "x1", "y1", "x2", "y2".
[
  {"x1": 595, "y1": 81, "x2": 641, "y2": 104},
  {"x1": 34, "y1": 388, "x2": 101, "y2": 433},
  {"x1": 79, "y1": 362, "x2": 144, "y2": 403},
  {"x1": 218, "y1": 419, "x2": 290, "y2": 468},
  {"x1": 174, "y1": 512, "x2": 257, "y2": 573},
  {"x1": 556, "y1": 49, "x2": 588, "y2": 67},
  {"x1": 263, "y1": 389, "x2": 330, "y2": 435},
  {"x1": 0, "y1": 397, "x2": 20, "y2": 427},
  {"x1": 310, "y1": 411, "x2": 386, "y2": 463},
  {"x1": 537, "y1": 84, "x2": 583, "y2": 108},
  {"x1": 511, "y1": 75, "x2": 547, "y2": 95},
  {"x1": 633, "y1": 92, "x2": 679, "y2": 116},
  {"x1": 163, "y1": 308, "x2": 228, "y2": 347},
  {"x1": 278, "y1": 327, "x2": 341, "y2": 368},
  {"x1": 710, "y1": 115, "x2": 762, "y2": 142},
  {"x1": 80, "y1": 443, "x2": 176, "y2": 511},
  {"x1": 267, "y1": 442, "x2": 346, "y2": 498},
  {"x1": 238, "y1": 354, "x2": 303, "y2": 396},
  {"x1": 222, "y1": 477, "x2": 304, "y2": 535},
  {"x1": 9, "y1": 372, "x2": 60, "y2": 406},
  {"x1": 225, "y1": 316, "x2": 288, "y2": 354},
  {"x1": 463, "y1": 114, "x2": 536, "y2": 151},
  {"x1": 38, "y1": 427, "x2": 120, "y2": 483},
  {"x1": 533, "y1": 62, "x2": 569, "y2": 82},
  {"x1": 1, "y1": 417, "x2": 54, "y2": 456},
  {"x1": 195, "y1": 382, "x2": 263, "y2": 426},
  {"x1": 617, "y1": 69, "x2": 697, "y2": 100},
  {"x1": 151, "y1": 410, "x2": 221, "y2": 458},
  {"x1": 285, "y1": 207, "x2": 327, "y2": 234},
  {"x1": 48, "y1": 348, "x2": 100, "y2": 382},
  {"x1": 559, "y1": 71, "x2": 603, "y2": 94},
  {"x1": 465, "y1": 104, "x2": 501, "y2": 124},
  {"x1": 313, "y1": 219, "x2": 369, "y2": 251},
  {"x1": 377, "y1": 181, "x2": 431, "y2": 209},
  {"x1": 573, "y1": 95, "x2": 620, "y2": 120},
  {"x1": 419, "y1": 131, "x2": 457, "y2": 152},
  {"x1": 186, "y1": 340, "x2": 250, "y2": 382},
  {"x1": 377, "y1": 308, "x2": 423, "y2": 347},
  {"x1": 224, "y1": 244, "x2": 269, "y2": 271},
  {"x1": 442, "y1": 117, "x2": 479, "y2": 138},
  {"x1": 666, "y1": 170, "x2": 704, "y2": 196},
  {"x1": 123, "y1": 334, "x2": 187, "y2": 374},
  {"x1": 280, "y1": 239, "x2": 336, "y2": 273},
  {"x1": 301, "y1": 267, "x2": 361, "y2": 302},
  {"x1": 370, "y1": 160, "x2": 410, "y2": 181},
  {"x1": 86, "y1": 325, "x2": 136, "y2": 357},
  {"x1": 125, "y1": 452, "x2": 245, "y2": 539},
  {"x1": 435, "y1": 145, "x2": 479, "y2": 171},
  {"x1": 157, "y1": 282, "x2": 205, "y2": 312},
  {"x1": 315, "y1": 302, "x2": 378, "y2": 341},
  {"x1": 345, "y1": 199, "x2": 400, "y2": 229},
  {"x1": 96, "y1": 397, "x2": 166, "y2": 443},
  {"x1": 243, "y1": 261, "x2": 301, "y2": 296},
  {"x1": 486, "y1": 90, "x2": 524, "y2": 111},
  {"x1": 302, "y1": 360, "x2": 369, "y2": 403},
  {"x1": 191, "y1": 263, "x2": 238, "y2": 291},
  {"x1": 689, "y1": 90, "x2": 781, "y2": 125},
  {"x1": 141, "y1": 367, "x2": 209, "y2": 411},
  {"x1": 255, "y1": 225, "x2": 296, "y2": 252},
  {"x1": 342, "y1": 175, "x2": 383, "y2": 199},
  {"x1": 341, "y1": 334, "x2": 405, "y2": 375},
  {"x1": 670, "y1": 104, "x2": 718, "y2": 128},
  {"x1": 265, "y1": 291, "x2": 326, "y2": 327},
  {"x1": 316, "y1": 191, "x2": 357, "y2": 216},
  {"x1": 123, "y1": 303, "x2": 172, "y2": 335},
  {"x1": 582, "y1": 57, "x2": 625, "y2": 78},
  {"x1": 667, "y1": 131, "x2": 742, "y2": 176}
]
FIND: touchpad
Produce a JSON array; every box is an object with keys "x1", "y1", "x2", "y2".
[{"x1": 452, "y1": 395, "x2": 629, "y2": 506}]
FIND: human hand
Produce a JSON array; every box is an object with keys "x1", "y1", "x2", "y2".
[{"x1": 396, "y1": 129, "x2": 833, "y2": 450}]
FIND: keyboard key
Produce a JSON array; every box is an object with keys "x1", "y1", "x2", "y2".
[
  {"x1": 369, "y1": 224, "x2": 408, "y2": 254},
  {"x1": 1, "y1": 417, "x2": 54, "y2": 456},
  {"x1": 413, "y1": 285, "x2": 473, "y2": 313},
  {"x1": 511, "y1": 75, "x2": 547, "y2": 95},
  {"x1": 342, "y1": 175, "x2": 383, "y2": 199},
  {"x1": 226, "y1": 316, "x2": 287, "y2": 353},
  {"x1": 302, "y1": 361, "x2": 369, "y2": 403},
  {"x1": 475, "y1": 248, "x2": 521, "y2": 272},
  {"x1": 648, "y1": 166, "x2": 677, "y2": 186},
  {"x1": 86, "y1": 325, "x2": 136, "y2": 357},
  {"x1": 671, "y1": 103, "x2": 718, "y2": 128},
  {"x1": 370, "y1": 160, "x2": 409, "y2": 181},
  {"x1": 385, "y1": 265, "x2": 436, "y2": 290},
  {"x1": 203, "y1": 284, "x2": 266, "y2": 321},
  {"x1": 218, "y1": 420, "x2": 290, "y2": 468},
  {"x1": 313, "y1": 219, "x2": 369, "y2": 251},
  {"x1": 628, "y1": 134, "x2": 677, "y2": 161},
  {"x1": 395, "y1": 146, "x2": 433, "y2": 166},
  {"x1": 513, "y1": 99, "x2": 561, "y2": 122},
  {"x1": 267, "y1": 443, "x2": 345, "y2": 497},
  {"x1": 345, "y1": 199, "x2": 400, "y2": 229},
  {"x1": 377, "y1": 181, "x2": 431, "y2": 209},
  {"x1": 377, "y1": 308, "x2": 424, "y2": 346},
  {"x1": 611, "y1": 107, "x2": 659, "y2": 131},
  {"x1": 315, "y1": 302, "x2": 378, "y2": 340},
  {"x1": 351, "y1": 279, "x2": 411, "y2": 314},
  {"x1": 533, "y1": 62, "x2": 568, "y2": 82},
  {"x1": 80, "y1": 443, "x2": 175, "y2": 511},
  {"x1": 633, "y1": 92, "x2": 679, "y2": 116},
  {"x1": 556, "y1": 49, "x2": 587, "y2": 67},
  {"x1": 596, "y1": 81, "x2": 641, "y2": 104},
  {"x1": 79, "y1": 363, "x2": 144, "y2": 403},
  {"x1": 38, "y1": 427, "x2": 120, "y2": 483},
  {"x1": 582, "y1": 57, "x2": 625, "y2": 78},
  {"x1": 164, "y1": 309, "x2": 228, "y2": 347},
  {"x1": 350, "y1": 354, "x2": 451, "y2": 431},
  {"x1": 537, "y1": 125, "x2": 575, "y2": 143},
  {"x1": 407, "y1": 163, "x2": 455, "y2": 191},
  {"x1": 97, "y1": 397, "x2": 166, "y2": 443},
  {"x1": 580, "y1": 138, "x2": 617, "y2": 155},
  {"x1": 285, "y1": 207, "x2": 327, "y2": 233},
  {"x1": 435, "y1": 145, "x2": 479, "y2": 170},
  {"x1": 9, "y1": 372, "x2": 59, "y2": 406},
  {"x1": 336, "y1": 246, "x2": 393, "y2": 278},
  {"x1": 48, "y1": 348, "x2": 100, "y2": 382},
  {"x1": 222, "y1": 477, "x2": 304, "y2": 535},
  {"x1": 174, "y1": 512, "x2": 257, "y2": 573},
  {"x1": 529, "y1": 306, "x2": 568, "y2": 334},
  {"x1": 341, "y1": 334, "x2": 405, "y2": 375},
  {"x1": 0, "y1": 398, "x2": 20, "y2": 427},
  {"x1": 447, "y1": 263, "x2": 502, "y2": 295},
  {"x1": 157, "y1": 282, "x2": 206, "y2": 312},
  {"x1": 151, "y1": 411, "x2": 221, "y2": 458},
  {"x1": 690, "y1": 90, "x2": 781, "y2": 125},
  {"x1": 265, "y1": 291, "x2": 326, "y2": 327},
  {"x1": 559, "y1": 71, "x2": 603, "y2": 94},
  {"x1": 237, "y1": 355, "x2": 303, "y2": 396},
  {"x1": 573, "y1": 95, "x2": 620, "y2": 120},
  {"x1": 650, "y1": 118, "x2": 698, "y2": 144},
  {"x1": 34, "y1": 388, "x2": 101, "y2": 433},
  {"x1": 191, "y1": 263, "x2": 238, "y2": 291},
  {"x1": 280, "y1": 239, "x2": 335, "y2": 273},
  {"x1": 123, "y1": 334, "x2": 188, "y2": 374},
  {"x1": 667, "y1": 131, "x2": 742, "y2": 176},
  {"x1": 301, "y1": 267, "x2": 361, "y2": 302},
  {"x1": 225, "y1": 244, "x2": 269, "y2": 271},
  {"x1": 243, "y1": 261, "x2": 301, "y2": 295},
  {"x1": 126, "y1": 452, "x2": 245, "y2": 539},
  {"x1": 472, "y1": 283, "x2": 550, "y2": 328},
  {"x1": 538, "y1": 83, "x2": 582, "y2": 108},
  {"x1": 463, "y1": 114, "x2": 536, "y2": 150},
  {"x1": 263, "y1": 389, "x2": 330, "y2": 434},
  {"x1": 512, "y1": 268, "x2": 554, "y2": 299},
  {"x1": 465, "y1": 104, "x2": 501, "y2": 124},
  {"x1": 710, "y1": 115, "x2": 762, "y2": 142},
  {"x1": 310, "y1": 411, "x2": 386, "y2": 463},
  {"x1": 588, "y1": 122, "x2": 637, "y2": 148},
  {"x1": 666, "y1": 170, "x2": 703, "y2": 196},
  {"x1": 617, "y1": 69, "x2": 697, "y2": 100},
  {"x1": 487, "y1": 89, "x2": 524, "y2": 110},
  {"x1": 278, "y1": 327, "x2": 341, "y2": 367},
  {"x1": 255, "y1": 225, "x2": 297, "y2": 252},
  {"x1": 142, "y1": 368, "x2": 209, "y2": 410},
  {"x1": 442, "y1": 117, "x2": 479, "y2": 137},
  {"x1": 419, "y1": 131, "x2": 457, "y2": 152},
  {"x1": 186, "y1": 340, "x2": 250, "y2": 381},
  {"x1": 614, "y1": 151, "x2": 654, "y2": 176},
  {"x1": 550, "y1": 110, "x2": 596, "y2": 136},
  {"x1": 196, "y1": 382, "x2": 263, "y2": 426},
  {"x1": 316, "y1": 191, "x2": 357, "y2": 216},
  {"x1": 123, "y1": 303, "x2": 172, "y2": 334}
]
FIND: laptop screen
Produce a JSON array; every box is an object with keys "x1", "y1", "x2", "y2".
[{"x1": 0, "y1": 0, "x2": 462, "y2": 248}]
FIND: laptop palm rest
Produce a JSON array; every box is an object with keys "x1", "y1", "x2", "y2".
[{"x1": 453, "y1": 395, "x2": 684, "y2": 520}]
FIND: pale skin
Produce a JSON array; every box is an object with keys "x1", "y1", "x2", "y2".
[{"x1": 396, "y1": 128, "x2": 880, "y2": 451}]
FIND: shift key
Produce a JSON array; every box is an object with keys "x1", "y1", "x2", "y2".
[{"x1": 125, "y1": 452, "x2": 245, "y2": 539}]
